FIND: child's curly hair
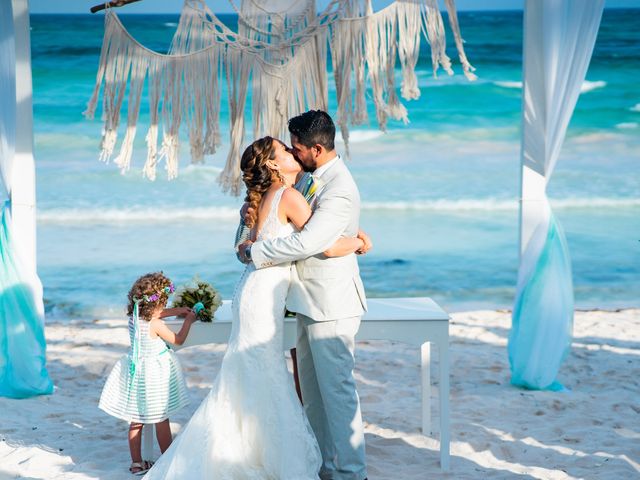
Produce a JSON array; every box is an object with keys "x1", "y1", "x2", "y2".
[{"x1": 127, "y1": 272, "x2": 173, "y2": 321}]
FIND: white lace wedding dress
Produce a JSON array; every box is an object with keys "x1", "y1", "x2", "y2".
[{"x1": 145, "y1": 187, "x2": 321, "y2": 479}]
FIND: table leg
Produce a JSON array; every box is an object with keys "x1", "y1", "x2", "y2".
[
  {"x1": 142, "y1": 424, "x2": 154, "y2": 461},
  {"x1": 421, "y1": 342, "x2": 431, "y2": 435},
  {"x1": 438, "y1": 340, "x2": 450, "y2": 471}
]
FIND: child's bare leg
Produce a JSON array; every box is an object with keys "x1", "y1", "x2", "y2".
[
  {"x1": 128, "y1": 422, "x2": 144, "y2": 462},
  {"x1": 155, "y1": 419, "x2": 173, "y2": 453}
]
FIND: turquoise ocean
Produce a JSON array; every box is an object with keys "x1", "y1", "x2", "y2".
[{"x1": 30, "y1": 9, "x2": 639, "y2": 320}]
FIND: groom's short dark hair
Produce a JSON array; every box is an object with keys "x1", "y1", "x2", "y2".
[{"x1": 288, "y1": 110, "x2": 335, "y2": 151}]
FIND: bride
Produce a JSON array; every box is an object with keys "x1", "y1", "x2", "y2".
[{"x1": 144, "y1": 137, "x2": 365, "y2": 479}]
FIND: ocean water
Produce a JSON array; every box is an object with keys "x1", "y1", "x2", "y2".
[{"x1": 30, "y1": 9, "x2": 640, "y2": 320}]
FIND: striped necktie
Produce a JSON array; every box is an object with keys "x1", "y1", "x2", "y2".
[{"x1": 297, "y1": 173, "x2": 321, "y2": 205}]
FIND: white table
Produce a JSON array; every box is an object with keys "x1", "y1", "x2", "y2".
[{"x1": 163, "y1": 297, "x2": 451, "y2": 470}]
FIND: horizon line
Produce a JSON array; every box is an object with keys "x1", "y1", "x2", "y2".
[{"x1": 29, "y1": 6, "x2": 640, "y2": 15}]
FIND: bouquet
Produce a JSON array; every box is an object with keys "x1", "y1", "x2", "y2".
[{"x1": 171, "y1": 276, "x2": 222, "y2": 322}]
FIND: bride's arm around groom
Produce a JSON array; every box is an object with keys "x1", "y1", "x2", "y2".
[{"x1": 251, "y1": 173, "x2": 359, "y2": 266}]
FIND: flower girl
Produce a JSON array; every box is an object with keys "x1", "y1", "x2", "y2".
[{"x1": 99, "y1": 272, "x2": 196, "y2": 475}]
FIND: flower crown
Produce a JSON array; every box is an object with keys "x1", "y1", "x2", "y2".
[{"x1": 134, "y1": 284, "x2": 175, "y2": 304}]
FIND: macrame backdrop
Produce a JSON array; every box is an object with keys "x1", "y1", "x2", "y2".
[{"x1": 85, "y1": 0, "x2": 476, "y2": 195}]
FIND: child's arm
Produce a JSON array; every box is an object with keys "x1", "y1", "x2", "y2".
[
  {"x1": 151, "y1": 311, "x2": 197, "y2": 346},
  {"x1": 159, "y1": 307, "x2": 192, "y2": 318}
]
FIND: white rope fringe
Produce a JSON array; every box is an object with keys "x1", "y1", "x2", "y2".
[{"x1": 86, "y1": 0, "x2": 476, "y2": 194}]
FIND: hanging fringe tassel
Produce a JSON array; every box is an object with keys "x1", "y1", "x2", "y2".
[
  {"x1": 101, "y1": 16, "x2": 135, "y2": 163},
  {"x1": 143, "y1": 58, "x2": 162, "y2": 180},
  {"x1": 444, "y1": 0, "x2": 477, "y2": 81},
  {"x1": 383, "y1": 5, "x2": 408, "y2": 124},
  {"x1": 203, "y1": 47, "x2": 223, "y2": 155},
  {"x1": 158, "y1": 133, "x2": 180, "y2": 180},
  {"x1": 422, "y1": 0, "x2": 453, "y2": 77},
  {"x1": 114, "y1": 52, "x2": 148, "y2": 173},
  {"x1": 296, "y1": 27, "x2": 329, "y2": 113},
  {"x1": 143, "y1": 125, "x2": 159, "y2": 181},
  {"x1": 331, "y1": 15, "x2": 369, "y2": 156},
  {"x1": 365, "y1": 4, "x2": 408, "y2": 131},
  {"x1": 173, "y1": 6, "x2": 224, "y2": 163},
  {"x1": 186, "y1": 54, "x2": 207, "y2": 164},
  {"x1": 397, "y1": 0, "x2": 422, "y2": 100},
  {"x1": 252, "y1": 28, "x2": 329, "y2": 145},
  {"x1": 84, "y1": 10, "x2": 114, "y2": 121},
  {"x1": 99, "y1": 129, "x2": 118, "y2": 163},
  {"x1": 218, "y1": 48, "x2": 251, "y2": 196},
  {"x1": 158, "y1": 55, "x2": 184, "y2": 180}
]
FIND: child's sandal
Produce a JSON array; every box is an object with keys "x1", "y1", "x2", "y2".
[{"x1": 129, "y1": 461, "x2": 151, "y2": 476}]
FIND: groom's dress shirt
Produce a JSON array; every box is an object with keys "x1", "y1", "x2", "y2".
[
  {"x1": 309, "y1": 155, "x2": 339, "y2": 183},
  {"x1": 249, "y1": 155, "x2": 367, "y2": 321}
]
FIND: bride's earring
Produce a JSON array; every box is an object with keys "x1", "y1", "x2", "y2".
[{"x1": 274, "y1": 169, "x2": 287, "y2": 186}]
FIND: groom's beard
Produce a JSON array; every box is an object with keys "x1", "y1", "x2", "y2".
[{"x1": 295, "y1": 157, "x2": 314, "y2": 173}]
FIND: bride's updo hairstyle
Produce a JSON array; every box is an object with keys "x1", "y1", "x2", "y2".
[{"x1": 240, "y1": 136, "x2": 279, "y2": 229}]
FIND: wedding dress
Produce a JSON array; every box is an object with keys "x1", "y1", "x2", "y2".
[{"x1": 145, "y1": 187, "x2": 322, "y2": 479}]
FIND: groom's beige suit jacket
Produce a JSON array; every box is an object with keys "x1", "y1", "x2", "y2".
[{"x1": 250, "y1": 156, "x2": 367, "y2": 321}]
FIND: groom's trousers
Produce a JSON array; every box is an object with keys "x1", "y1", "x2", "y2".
[{"x1": 296, "y1": 313, "x2": 367, "y2": 480}]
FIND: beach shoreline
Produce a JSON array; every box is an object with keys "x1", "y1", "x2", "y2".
[{"x1": 1, "y1": 308, "x2": 638, "y2": 479}]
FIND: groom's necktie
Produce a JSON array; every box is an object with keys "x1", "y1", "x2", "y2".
[
  {"x1": 297, "y1": 172, "x2": 324, "y2": 209},
  {"x1": 298, "y1": 173, "x2": 319, "y2": 205}
]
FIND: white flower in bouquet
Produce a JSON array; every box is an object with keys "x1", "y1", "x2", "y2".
[{"x1": 171, "y1": 276, "x2": 222, "y2": 322}]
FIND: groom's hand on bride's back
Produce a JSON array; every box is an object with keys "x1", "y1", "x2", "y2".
[{"x1": 356, "y1": 229, "x2": 373, "y2": 255}]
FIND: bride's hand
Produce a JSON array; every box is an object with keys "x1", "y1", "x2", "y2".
[
  {"x1": 238, "y1": 240, "x2": 254, "y2": 264},
  {"x1": 243, "y1": 206, "x2": 255, "y2": 225},
  {"x1": 356, "y1": 229, "x2": 372, "y2": 254}
]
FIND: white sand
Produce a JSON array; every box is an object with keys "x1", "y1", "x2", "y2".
[{"x1": 1, "y1": 309, "x2": 638, "y2": 479}]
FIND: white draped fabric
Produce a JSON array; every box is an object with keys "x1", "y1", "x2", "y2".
[
  {"x1": 0, "y1": 0, "x2": 53, "y2": 398},
  {"x1": 509, "y1": 0, "x2": 605, "y2": 391},
  {"x1": 0, "y1": 0, "x2": 17, "y2": 200}
]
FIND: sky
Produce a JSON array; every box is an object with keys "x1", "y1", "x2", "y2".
[{"x1": 28, "y1": 0, "x2": 639, "y2": 15}]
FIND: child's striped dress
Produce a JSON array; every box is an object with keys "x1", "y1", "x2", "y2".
[{"x1": 99, "y1": 318, "x2": 189, "y2": 423}]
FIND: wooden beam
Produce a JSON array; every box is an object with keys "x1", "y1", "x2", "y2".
[{"x1": 90, "y1": 0, "x2": 143, "y2": 14}]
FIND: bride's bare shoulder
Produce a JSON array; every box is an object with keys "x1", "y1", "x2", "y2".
[
  {"x1": 281, "y1": 187, "x2": 306, "y2": 205},
  {"x1": 280, "y1": 187, "x2": 311, "y2": 227}
]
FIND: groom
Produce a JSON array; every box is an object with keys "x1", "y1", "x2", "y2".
[{"x1": 239, "y1": 110, "x2": 370, "y2": 480}]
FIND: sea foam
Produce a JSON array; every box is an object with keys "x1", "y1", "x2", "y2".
[
  {"x1": 336, "y1": 130, "x2": 385, "y2": 143},
  {"x1": 37, "y1": 207, "x2": 240, "y2": 224},
  {"x1": 494, "y1": 80, "x2": 606, "y2": 93},
  {"x1": 615, "y1": 122, "x2": 638, "y2": 130},
  {"x1": 37, "y1": 198, "x2": 640, "y2": 224},
  {"x1": 362, "y1": 198, "x2": 640, "y2": 212}
]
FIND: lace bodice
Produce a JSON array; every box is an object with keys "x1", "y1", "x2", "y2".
[{"x1": 256, "y1": 186, "x2": 295, "y2": 242}]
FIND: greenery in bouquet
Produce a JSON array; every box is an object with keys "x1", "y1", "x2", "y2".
[{"x1": 171, "y1": 276, "x2": 222, "y2": 322}]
